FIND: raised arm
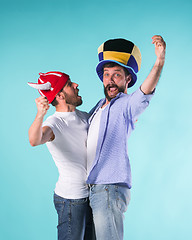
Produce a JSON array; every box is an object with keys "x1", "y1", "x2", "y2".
[
  {"x1": 140, "y1": 35, "x2": 166, "y2": 95},
  {"x1": 29, "y1": 96, "x2": 54, "y2": 146}
]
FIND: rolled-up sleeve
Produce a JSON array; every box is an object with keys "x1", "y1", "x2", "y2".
[{"x1": 127, "y1": 88, "x2": 155, "y2": 124}]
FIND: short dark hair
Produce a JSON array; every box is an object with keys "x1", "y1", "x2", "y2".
[
  {"x1": 51, "y1": 98, "x2": 58, "y2": 106},
  {"x1": 103, "y1": 62, "x2": 131, "y2": 77},
  {"x1": 51, "y1": 87, "x2": 64, "y2": 106}
]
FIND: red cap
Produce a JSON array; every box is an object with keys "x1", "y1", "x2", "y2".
[{"x1": 28, "y1": 71, "x2": 69, "y2": 103}]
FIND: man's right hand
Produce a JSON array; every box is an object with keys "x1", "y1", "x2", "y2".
[
  {"x1": 29, "y1": 96, "x2": 54, "y2": 146},
  {"x1": 35, "y1": 96, "x2": 50, "y2": 117}
]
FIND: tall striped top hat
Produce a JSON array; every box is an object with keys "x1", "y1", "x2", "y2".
[
  {"x1": 28, "y1": 71, "x2": 69, "y2": 103},
  {"x1": 96, "y1": 38, "x2": 141, "y2": 87}
]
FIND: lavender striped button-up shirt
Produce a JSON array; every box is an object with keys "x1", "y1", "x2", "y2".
[{"x1": 87, "y1": 88, "x2": 154, "y2": 188}]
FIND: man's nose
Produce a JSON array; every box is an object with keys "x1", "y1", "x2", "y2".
[
  {"x1": 73, "y1": 83, "x2": 78, "y2": 88},
  {"x1": 109, "y1": 75, "x2": 115, "y2": 83}
]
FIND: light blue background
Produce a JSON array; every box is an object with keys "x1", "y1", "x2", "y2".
[{"x1": 1, "y1": 0, "x2": 192, "y2": 239}]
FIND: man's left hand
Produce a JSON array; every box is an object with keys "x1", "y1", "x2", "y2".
[{"x1": 152, "y1": 35, "x2": 166, "y2": 63}]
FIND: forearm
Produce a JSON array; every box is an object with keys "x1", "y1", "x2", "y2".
[
  {"x1": 28, "y1": 113, "x2": 44, "y2": 146},
  {"x1": 140, "y1": 58, "x2": 164, "y2": 95},
  {"x1": 140, "y1": 35, "x2": 166, "y2": 95},
  {"x1": 29, "y1": 96, "x2": 52, "y2": 146}
]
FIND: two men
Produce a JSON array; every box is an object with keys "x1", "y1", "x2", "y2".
[
  {"x1": 29, "y1": 35, "x2": 166, "y2": 240},
  {"x1": 86, "y1": 35, "x2": 166, "y2": 239},
  {"x1": 28, "y1": 72, "x2": 95, "y2": 240}
]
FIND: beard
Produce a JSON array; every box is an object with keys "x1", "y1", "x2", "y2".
[
  {"x1": 63, "y1": 91, "x2": 83, "y2": 107},
  {"x1": 104, "y1": 83, "x2": 126, "y2": 102}
]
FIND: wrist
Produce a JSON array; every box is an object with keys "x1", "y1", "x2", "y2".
[
  {"x1": 36, "y1": 112, "x2": 45, "y2": 120},
  {"x1": 155, "y1": 57, "x2": 165, "y2": 67}
]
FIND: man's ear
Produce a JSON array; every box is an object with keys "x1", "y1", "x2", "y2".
[
  {"x1": 126, "y1": 74, "x2": 132, "y2": 84},
  {"x1": 56, "y1": 92, "x2": 65, "y2": 101},
  {"x1": 125, "y1": 74, "x2": 132, "y2": 92}
]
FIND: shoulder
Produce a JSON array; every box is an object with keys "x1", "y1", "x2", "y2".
[
  {"x1": 116, "y1": 88, "x2": 149, "y2": 104},
  {"x1": 43, "y1": 113, "x2": 60, "y2": 127},
  {"x1": 112, "y1": 93, "x2": 130, "y2": 105},
  {"x1": 44, "y1": 113, "x2": 57, "y2": 122},
  {"x1": 128, "y1": 88, "x2": 155, "y2": 103},
  {"x1": 75, "y1": 109, "x2": 90, "y2": 121},
  {"x1": 110, "y1": 90, "x2": 143, "y2": 110}
]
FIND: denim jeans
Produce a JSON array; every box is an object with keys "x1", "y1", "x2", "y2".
[
  {"x1": 89, "y1": 184, "x2": 131, "y2": 240},
  {"x1": 54, "y1": 193, "x2": 95, "y2": 240}
]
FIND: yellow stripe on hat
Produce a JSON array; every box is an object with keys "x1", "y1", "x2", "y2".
[
  {"x1": 132, "y1": 45, "x2": 141, "y2": 71},
  {"x1": 103, "y1": 51, "x2": 131, "y2": 65},
  {"x1": 98, "y1": 43, "x2": 104, "y2": 53}
]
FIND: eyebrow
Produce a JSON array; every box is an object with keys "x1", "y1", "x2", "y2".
[
  {"x1": 103, "y1": 69, "x2": 121, "y2": 72},
  {"x1": 66, "y1": 79, "x2": 71, "y2": 84}
]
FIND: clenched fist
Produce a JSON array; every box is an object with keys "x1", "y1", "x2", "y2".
[
  {"x1": 35, "y1": 96, "x2": 50, "y2": 117},
  {"x1": 152, "y1": 35, "x2": 166, "y2": 62}
]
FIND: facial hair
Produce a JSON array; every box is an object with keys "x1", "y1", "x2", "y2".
[
  {"x1": 63, "y1": 91, "x2": 83, "y2": 107},
  {"x1": 104, "y1": 83, "x2": 126, "y2": 102}
]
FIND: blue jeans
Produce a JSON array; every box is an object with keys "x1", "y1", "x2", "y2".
[
  {"x1": 89, "y1": 184, "x2": 131, "y2": 240},
  {"x1": 54, "y1": 193, "x2": 95, "y2": 240}
]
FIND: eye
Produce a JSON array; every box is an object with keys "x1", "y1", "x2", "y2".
[
  {"x1": 115, "y1": 73, "x2": 121, "y2": 77},
  {"x1": 103, "y1": 73, "x2": 109, "y2": 77}
]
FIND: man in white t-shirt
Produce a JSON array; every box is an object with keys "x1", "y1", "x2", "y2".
[{"x1": 28, "y1": 71, "x2": 95, "y2": 240}]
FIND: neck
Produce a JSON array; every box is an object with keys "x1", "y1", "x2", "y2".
[
  {"x1": 56, "y1": 104, "x2": 76, "y2": 112},
  {"x1": 101, "y1": 98, "x2": 110, "y2": 108}
]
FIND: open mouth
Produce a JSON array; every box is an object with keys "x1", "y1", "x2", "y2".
[
  {"x1": 107, "y1": 85, "x2": 118, "y2": 94},
  {"x1": 109, "y1": 87, "x2": 117, "y2": 92},
  {"x1": 76, "y1": 90, "x2": 82, "y2": 99}
]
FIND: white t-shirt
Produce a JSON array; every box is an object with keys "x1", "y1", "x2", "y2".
[
  {"x1": 43, "y1": 110, "x2": 89, "y2": 199},
  {"x1": 87, "y1": 107, "x2": 105, "y2": 174}
]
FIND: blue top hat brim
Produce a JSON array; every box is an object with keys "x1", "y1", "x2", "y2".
[{"x1": 96, "y1": 60, "x2": 137, "y2": 88}]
